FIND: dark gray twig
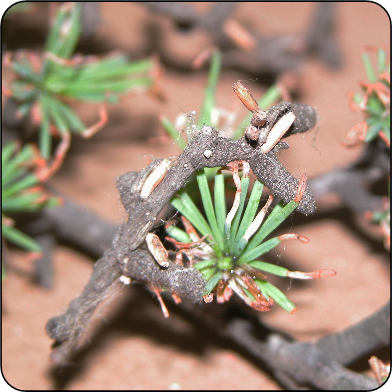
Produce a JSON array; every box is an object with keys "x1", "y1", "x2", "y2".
[
  {"x1": 44, "y1": 99, "x2": 388, "y2": 389},
  {"x1": 308, "y1": 166, "x2": 385, "y2": 214},
  {"x1": 41, "y1": 195, "x2": 117, "y2": 258},
  {"x1": 46, "y1": 102, "x2": 317, "y2": 364},
  {"x1": 80, "y1": 2, "x2": 101, "y2": 40},
  {"x1": 305, "y1": 2, "x2": 342, "y2": 68},
  {"x1": 308, "y1": 139, "x2": 389, "y2": 214},
  {"x1": 143, "y1": 1, "x2": 237, "y2": 39},
  {"x1": 226, "y1": 320, "x2": 378, "y2": 390},
  {"x1": 172, "y1": 297, "x2": 386, "y2": 390},
  {"x1": 33, "y1": 232, "x2": 56, "y2": 289},
  {"x1": 315, "y1": 301, "x2": 390, "y2": 366},
  {"x1": 142, "y1": 2, "x2": 341, "y2": 76}
]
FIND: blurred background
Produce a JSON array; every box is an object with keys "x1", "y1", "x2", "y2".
[{"x1": 2, "y1": 2, "x2": 390, "y2": 390}]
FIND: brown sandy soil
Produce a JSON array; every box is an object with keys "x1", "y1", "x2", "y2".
[{"x1": 2, "y1": 2, "x2": 390, "y2": 390}]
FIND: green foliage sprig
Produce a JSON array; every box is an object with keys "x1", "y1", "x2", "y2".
[
  {"x1": 5, "y1": 2, "x2": 156, "y2": 169},
  {"x1": 157, "y1": 50, "x2": 335, "y2": 312},
  {"x1": 167, "y1": 168, "x2": 335, "y2": 312},
  {"x1": 159, "y1": 50, "x2": 283, "y2": 148},
  {"x1": 2, "y1": 141, "x2": 61, "y2": 253},
  {"x1": 347, "y1": 47, "x2": 390, "y2": 145},
  {"x1": 347, "y1": 48, "x2": 390, "y2": 249}
]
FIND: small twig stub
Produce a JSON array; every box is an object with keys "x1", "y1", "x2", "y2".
[
  {"x1": 146, "y1": 232, "x2": 170, "y2": 268},
  {"x1": 140, "y1": 159, "x2": 171, "y2": 199}
]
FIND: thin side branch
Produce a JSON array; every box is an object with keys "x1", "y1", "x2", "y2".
[
  {"x1": 226, "y1": 320, "x2": 379, "y2": 390},
  {"x1": 315, "y1": 301, "x2": 390, "y2": 366}
]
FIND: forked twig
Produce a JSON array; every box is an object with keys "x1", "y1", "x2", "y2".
[{"x1": 46, "y1": 101, "x2": 317, "y2": 364}]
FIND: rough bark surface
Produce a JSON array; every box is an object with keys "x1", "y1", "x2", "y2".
[{"x1": 46, "y1": 102, "x2": 317, "y2": 364}]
